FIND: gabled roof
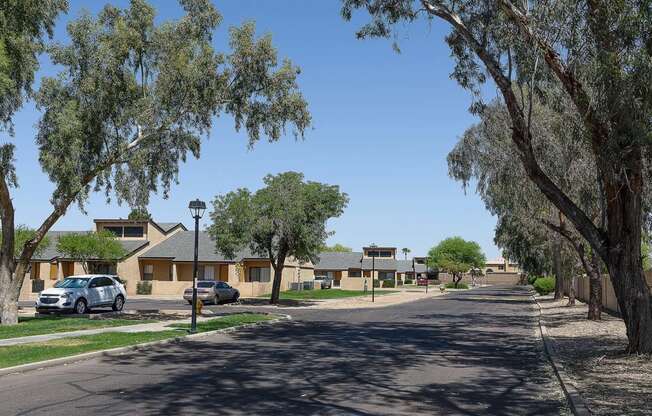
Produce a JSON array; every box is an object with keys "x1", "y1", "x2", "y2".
[
  {"x1": 93, "y1": 219, "x2": 186, "y2": 234},
  {"x1": 138, "y1": 231, "x2": 258, "y2": 262},
  {"x1": 396, "y1": 260, "x2": 426, "y2": 273},
  {"x1": 32, "y1": 231, "x2": 148, "y2": 261},
  {"x1": 314, "y1": 252, "x2": 398, "y2": 271}
]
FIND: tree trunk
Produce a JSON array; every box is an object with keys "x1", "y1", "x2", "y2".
[
  {"x1": 603, "y1": 161, "x2": 652, "y2": 353},
  {"x1": 567, "y1": 275, "x2": 576, "y2": 306},
  {"x1": 588, "y1": 254, "x2": 602, "y2": 320},
  {"x1": 270, "y1": 266, "x2": 284, "y2": 304},
  {"x1": 552, "y1": 236, "x2": 564, "y2": 300},
  {"x1": 0, "y1": 261, "x2": 22, "y2": 325}
]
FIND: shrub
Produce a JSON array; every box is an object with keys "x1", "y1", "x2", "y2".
[
  {"x1": 137, "y1": 281, "x2": 152, "y2": 295},
  {"x1": 404, "y1": 279, "x2": 413, "y2": 285},
  {"x1": 373, "y1": 279, "x2": 381, "y2": 288},
  {"x1": 382, "y1": 280, "x2": 396, "y2": 288},
  {"x1": 527, "y1": 275, "x2": 539, "y2": 285},
  {"x1": 445, "y1": 282, "x2": 469, "y2": 289},
  {"x1": 533, "y1": 277, "x2": 555, "y2": 295}
]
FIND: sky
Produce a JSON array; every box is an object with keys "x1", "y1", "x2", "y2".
[{"x1": 6, "y1": 0, "x2": 503, "y2": 260}]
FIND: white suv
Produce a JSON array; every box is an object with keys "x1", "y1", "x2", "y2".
[{"x1": 36, "y1": 275, "x2": 127, "y2": 314}]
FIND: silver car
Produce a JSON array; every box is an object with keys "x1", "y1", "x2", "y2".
[
  {"x1": 183, "y1": 281, "x2": 240, "y2": 305},
  {"x1": 36, "y1": 275, "x2": 127, "y2": 314}
]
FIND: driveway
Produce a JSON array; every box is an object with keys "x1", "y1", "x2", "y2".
[{"x1": 2, "y1": 286, "x2": 568, "y2": 415}]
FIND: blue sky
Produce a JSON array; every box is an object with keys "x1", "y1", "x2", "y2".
[{"x1": 7, "y1": 0, "x2": 502, "y2": 260}]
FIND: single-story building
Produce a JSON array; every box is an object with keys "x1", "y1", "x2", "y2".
[
  {"x1": 314, "y1": 246, "x2": 428, "y2": 290},
  {"x1": 21, "y1": 217, "x2": 314, "y2": 299}
]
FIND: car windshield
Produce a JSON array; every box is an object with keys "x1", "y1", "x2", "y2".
[
  {"x1": 197, "y1": 281, "x2": 215, "y2": 288},
  {"x1": 54, "y1": 278, "x2": 89, "y2": 289}
]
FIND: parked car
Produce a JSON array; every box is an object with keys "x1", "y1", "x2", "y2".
[
  {"x1": 183, "y1": 281, "x2": 240, "y2": 305},
  {"x1": 36, "y1": 275, "x2": 127, "y2": 314},
  {"x1": 314, "y1": 275, "x2": 333, "y2": 289},
  {"x1": 417, "y1": 276, "x2": 429, "y2": 286}
]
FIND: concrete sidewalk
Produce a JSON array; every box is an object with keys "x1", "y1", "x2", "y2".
[{"x1": 0, "y1": 316, "x2": 214, "y2": 347}]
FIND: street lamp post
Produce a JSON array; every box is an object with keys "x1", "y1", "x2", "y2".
[
  {"x1": 371, "y1": 254, "x2": 375, "y2": 303},
  {"x1": 188, "y1": 198, "x2": 206, "y2": 334}
]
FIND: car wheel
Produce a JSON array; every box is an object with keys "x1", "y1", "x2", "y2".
[
  {"x1": 112, "y1": 295, "x2": 125, "y2": 311},
  {"x1": 213, "y1": 295, "x2": 220, "y2": 305},
  {"x1": 233, "y1": 291, "x2": 240, "y2": 302},
  {"x1": 74, "y1": 298, "x2": 88, "y2": 314}
]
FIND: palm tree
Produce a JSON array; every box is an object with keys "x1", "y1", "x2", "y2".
[{"x1": 402, "y1": 247, "x2": 411, "y2": 260}]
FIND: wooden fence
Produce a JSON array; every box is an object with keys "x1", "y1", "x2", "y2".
[{"x1": 563, "y1": 271, "x2": 652, "y2": 315}]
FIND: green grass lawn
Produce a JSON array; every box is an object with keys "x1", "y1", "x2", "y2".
[
  {"x1": 168, "y1": 313, "x2": 274, "y2": 332},
  {"x1": 0, "y1": 316, "x2": 156, "y2": 340},
  {"x1": 261, "y1": 289, "x2": 398, "y2": 300},
  {"x1": 0, "y1": 313, "x2": 273, "y2": 369}
]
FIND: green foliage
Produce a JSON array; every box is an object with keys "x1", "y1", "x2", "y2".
[
  {"x1": 136, "y1": 281, "x2": 152, "y2": 295},
  {"x1": 445, "y1": 282, "x2": 469, "y2": 289},
  {"x1": 208, "y1": 171, "x2": 348, "y2": 302},
  {"x1": 401, "y1": 247, "x2": 410, "y2": 259},
  {"x1": 404, "y1": 279, "x2": 413, "y2": 284},
  {"x1": 321, "y1": 243, "x2": 352, "y2": 252},
  {"x1": 0, "y1": 225, "x2": 50, "y2": 258},
  {"x1": 527, "y1": 275, "x2": 540, "y2": 285},
  {"x1": 127, "y1": 208, "x2": 152, "y2": 221},
  {"x1": 533, "y1": 277, "x2": 556, "y2": 296},
  {"x1": 428, "y1": 237, "x2": 486, "y2": 275},
  {"x1": 382, "y1": 280, "x2": 395, "y2": 288},
  {"x1": 0, "y1": 0, "x2": 67, "y2": 132},
  {"x1": 56, "y1": 231, "x2": 125, "y2": 272},
  {"x1": 34, "y1": 0, "x2": 310, "y2": 211},
  {"x1": 373, "y1": 279, "x2": 380, "y2": 288}
]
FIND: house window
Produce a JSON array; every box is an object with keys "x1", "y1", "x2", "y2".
[
  {"x1": 348, "y1": 270, "x2": 362, "y2": 277},
  {"x1": 143, "y1": 264, "x2": 154, "y2": 280},
  {"x1": 123, "y1": 226, "x2": 144, "y2": 238},
  {"x1": 367, "y1": 250, "x2": 392, "y2": 258},
  {"x1": 248, "y1": 267, "x2": 270, "y2": 282},
  {"x1": 105, "y1": 226, "x2": 123, "y2": 237},
  {"x1": 378, "y1": 271, "x2": 395, "y2": 280},
  {"x1": 199, "y1": 265, "x2": 215, "y2": 280},
  {"x1": 498, "y1": 265, "x2": 505, "y2": 271}
]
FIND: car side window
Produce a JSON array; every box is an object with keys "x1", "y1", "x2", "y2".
[
  {"x1": 89, "y1": 278, "x2": 100, "y2": 288},
  {"x1": 102, "y1": 277, "x2": 115, "y2": 286}
]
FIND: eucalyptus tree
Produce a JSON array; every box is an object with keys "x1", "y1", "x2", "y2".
[
  {"x1": 0, "y1": 0, "x2": 310, "y2": 324},
  {"x1": 209, "y1": 172, "x2": 349, "y2": 304},
  {"x1": 342, "y1": 0, "x2": 652, "y2": 352},
  {"x1": 448, "y1": 98, "x2": 605, "y2": 318}
]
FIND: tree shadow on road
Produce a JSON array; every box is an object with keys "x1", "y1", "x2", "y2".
[{"x1": 90, "y1": 292, "x2": 567, "y2": 416}]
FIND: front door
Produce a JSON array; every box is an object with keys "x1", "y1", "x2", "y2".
[{"x1": 87, "y1": 278, "x2": 103, "y2": 306}]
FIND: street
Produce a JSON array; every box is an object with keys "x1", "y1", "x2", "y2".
[{"x1": 3, "y1": 286, "x2": 567, "y2": 415}]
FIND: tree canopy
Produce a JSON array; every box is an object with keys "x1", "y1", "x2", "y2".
[
  {"x1": 128, "y1": 208, "x2": 152, "y2": 221},
  {"x1": 56, "y1": 231, "x2": 126, "y2": 273},
  {"x1": 341, "y1": 0, "x2": 652, "y2": 352},
  {"x1": 208, "y1": 171, "x2": 348, "y2": 303},
  {"x1": 321, "y1": 243, "x2": 352, "y2": 253},
  {"x1": 0, "y1": 0, "x2": 311, "y2": 324},
  {"x1": 428, "y1": 237, "x2": 485, "y2": 287}
]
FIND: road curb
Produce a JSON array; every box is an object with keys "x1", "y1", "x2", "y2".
[
  {"x1": 532, "y1": 295, "x2": 592, "y2": 416},
  {"x1": 0, "y1": 312, "x2": 291, "y2": 378}
]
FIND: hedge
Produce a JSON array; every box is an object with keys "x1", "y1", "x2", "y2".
[{"x1": 533, "y1": 277, "x2": 555, "y2": 295}]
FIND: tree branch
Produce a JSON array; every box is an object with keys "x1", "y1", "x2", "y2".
[
  {"x1": 424, "y1": 0, "x2": 608, "y2": 259},
  {"x1": 496, "y1": 0, "x2": 610, "y2": 148}
]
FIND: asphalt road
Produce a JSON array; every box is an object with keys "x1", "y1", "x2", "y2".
[{"x1": 3, "y1": 286, "x2": 568, "y2": 415}]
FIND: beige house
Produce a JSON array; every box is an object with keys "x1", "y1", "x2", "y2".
[
  {"x1": 483, "y1": 257, "x2": 520, "y2": 275},
  {"x1": 314, "y1": 246, "x2": 427, "y2": 290},
  {"x1": 21, "y1": 218, "x2": 314, "y2": 299}
]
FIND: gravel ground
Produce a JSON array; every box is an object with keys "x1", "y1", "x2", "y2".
[{"x1": 538, "y1": 295, "x2": 652, "y2": 415}]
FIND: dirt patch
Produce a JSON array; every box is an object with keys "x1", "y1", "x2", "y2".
[
  {"x1": 538, "y1": 296, "x2": 652, "y2": 415},
  {"x1": 42, "y1": 338, "x2": 92, "y2": 347}
]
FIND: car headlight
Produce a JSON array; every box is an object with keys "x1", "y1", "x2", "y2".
[{"x1": 60, "y1": 292, "x2": 73, "y2": 299}]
